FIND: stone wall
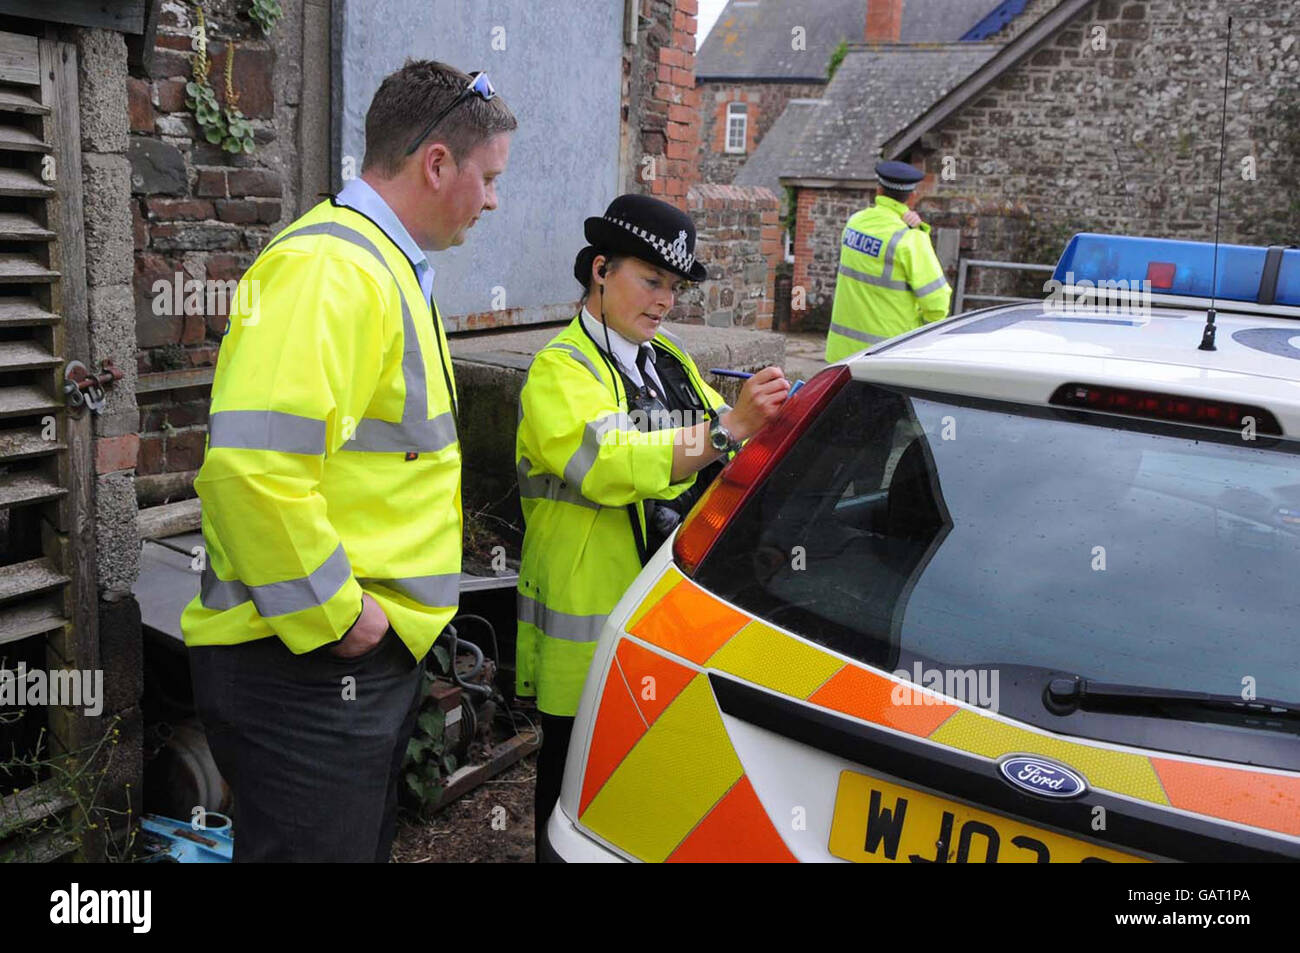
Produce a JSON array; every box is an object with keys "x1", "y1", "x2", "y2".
[
  {"x1": 76, "y1": 29, "x2": 142, "y2": 591},
  {"x1": 622, "y1": 0, "x2": 702, "y2": 207},
  {"x1": 698, "y1": 80, "x2": 823, "y2": 184},
  {"x1": 75, "y1": 25, "x2": 146, "y2": 854},
  {"x1": 128, "y1": 0, "x2": 304, "y2": 499},
  {"x1": 679, "y1": 184, "x2": 781, "y2": 329},
  {"x1": 909, "y1": 0, "x2": 1300, "y2": 269}
]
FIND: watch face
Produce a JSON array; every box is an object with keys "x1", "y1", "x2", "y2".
[{"x1": 710, "y1": 425, "x2": 730, "y2": 451}]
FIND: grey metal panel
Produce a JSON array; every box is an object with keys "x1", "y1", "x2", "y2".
[{"x1": 336, "y1": 0, "x2": 623, "y2": 320}]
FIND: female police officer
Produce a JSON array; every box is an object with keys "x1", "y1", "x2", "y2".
[{"x1": 515, "y1": 194, "x2": 788, "y2": 855}]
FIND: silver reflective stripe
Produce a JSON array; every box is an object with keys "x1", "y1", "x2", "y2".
[
  {"x1": 544, "y1": 343, "x2": 602, "y2": 383},
  {"x1": 913, "y1": 275, "x2": 950, "y2": 297},
  {"x1": 199, "y1": 542, "x2": 353, "y2": 617},
  {"x1": 517, "y1": 591, "x2": 607, "y2": 642},
  {"x1": 360, "y1": 573, "x2": 459, "y2": 607},
  {"x1": 269, "y1": 220, "x2": 454, "y2": 454},
  {"x1": 829, "y1": 322, "x2": 887, "y2": 345},
  {"x1": 837, "y1": 262, "x2": 908, "y2": 291},
  {"x1": 517, "y1": 455, "x2": 600, "y2": 510},
  {"x1": 208, "y1": 410, "x2": 327, "y2": 455},
  {"x1": 562, "y1": 410, "x2": 632, "y2": 490},
  {"x1": 658, "y1": 326, "x2": 685, "y2": 350},
  {"x1": 350, "y1": 411, "x2": 457, "y2": 453},
  {"x1": 882, "y1": 227, "x2": 908, "y2": 278}
]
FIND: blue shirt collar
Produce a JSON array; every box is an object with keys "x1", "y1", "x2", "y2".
[{"x1": 335, "y1": 177, "x2": 435, "y2": 298}]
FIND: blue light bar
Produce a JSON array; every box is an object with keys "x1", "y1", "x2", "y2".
[{"x1": 1053, "y1": 233, "x2": 1300, "y2": 307}]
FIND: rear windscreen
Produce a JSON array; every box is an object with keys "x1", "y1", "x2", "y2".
[{"x1": 692, "y1": 380, "x2": 1300, "y2": 708}]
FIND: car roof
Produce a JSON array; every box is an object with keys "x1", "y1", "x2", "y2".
[{"x1": 848, "y1": 302, "x2": 1300, "y2": 435}]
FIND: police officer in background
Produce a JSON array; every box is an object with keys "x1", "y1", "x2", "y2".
[
  {"x1": 515, "y1": 194, "x2": 789, "y2": 858},
  {"x1": 825, "y1": 160, "x2": 952, "y2": 362},
  {"x1": 182, "y1": 62, "x2": 515, "y2": 862}
]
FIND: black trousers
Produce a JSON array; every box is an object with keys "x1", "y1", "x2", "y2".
[
  {"x1": 190, "y1": 626, "x2": 425, "y2": 862},
  {"x1": 534, "y1": 712, "x2": 574, "y2": 862}
]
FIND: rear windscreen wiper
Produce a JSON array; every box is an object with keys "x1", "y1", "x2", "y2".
[{"x1": 1044, "y1": 676, "x2": 1300, "y2": 722}]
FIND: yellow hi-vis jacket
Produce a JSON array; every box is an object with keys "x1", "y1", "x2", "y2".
[
  {"x1": 515, "y1": 316, "x2": 728, "y2": 716},
  {"x1": 180, "y1": 199, "x2": 462, "y2": 661},
  {"x1": 825, "y1": 194, "x2": 952, "y2": 362}
]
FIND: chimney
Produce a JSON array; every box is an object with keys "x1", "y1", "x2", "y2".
[{"x1": 865, "y1": 0, "x2": 903, "y2": 43}]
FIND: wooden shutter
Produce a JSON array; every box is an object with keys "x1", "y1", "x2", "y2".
[{"x1": 0, "y1": 29, "x2": 100, "y2": 862}]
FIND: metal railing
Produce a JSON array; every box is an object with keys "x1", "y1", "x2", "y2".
[{"x1": 953, "y1": 258, "x2": 1055, "y2": 314}]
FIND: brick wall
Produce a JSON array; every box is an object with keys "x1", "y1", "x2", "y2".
[
  {"x1": 698, "y1": 80, "x2": 823, "y2": 184},
  {"x1": 129, "y1": 0, "x2": 301, "y2": 499},
  {"x1": 678, "y1": 184, "x2": 781, "y2": 329},
  {"x1": 910, "y1": 0, "x2": 1300, "y2": 273},
  {"x1": 624, "y1": 0, "x2": 702, "y2": 207}
]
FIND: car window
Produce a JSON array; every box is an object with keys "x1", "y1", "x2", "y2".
[{"x1": 692, "y1": 380, "x2": 1300, "y2": 710}]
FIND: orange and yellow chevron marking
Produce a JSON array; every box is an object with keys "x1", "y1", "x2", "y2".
[
  {"x1": 609, "y1": 566, "x2": 1300, "y2": 843},
  {"x1": 667, "y1": 775, "x2": 796, "y2": 863},
  {"x1": 579, "y1": 639, "x2": 696, "y2": 815},
  {"x1": 581, "y1": 673, "x2": 743, "y2": 862},
  {"x1": 929, "y1": 710, "x2": 1170, "y2": 805},
  {"x1": 705, "y1": 619, "x2": 844, "y2": 698},
  {"x1": 628, "y1": 572, "x2": 750, "y2": 664},
  {"x1": 1153, "y1": 758, "x2": 1300, "y2": 837},
  {"x1": 625, "y1": 567, "x2": 685, "y2": 632},
  {"x1": 810, "y1": 663, "x2": 958, "y2": 737}
]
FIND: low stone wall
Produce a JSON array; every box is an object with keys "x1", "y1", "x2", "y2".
[{"x1": 679, "y1": 183, "x2": 781, "y2": 330}]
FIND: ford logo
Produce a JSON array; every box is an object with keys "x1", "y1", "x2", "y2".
[{"x1": 999, "y1": 756, "x2": 1087, "y2": 799}]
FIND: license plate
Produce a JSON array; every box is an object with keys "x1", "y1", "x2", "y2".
[{"x1": 828, "y1": 770, "x2": 1146, "y2": 863}]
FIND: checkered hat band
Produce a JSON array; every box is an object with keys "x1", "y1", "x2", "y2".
[
  {"x1": 606, "y1": 216, "x2": 695, "y2": 272},
  {"x1": 877, "y1": 177, "x2": 917, "y2": 191}
]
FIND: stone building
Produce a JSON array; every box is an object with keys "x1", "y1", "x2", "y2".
[
  {"x1": 695, "y1": 0, "x2": 862, "y2": 186},
  {"x1": 698, "y1": 0, "x2": 1032, "y2": 191},
  {"x1": 750, "y1": 0, "x2": 1297, "y2": 332},
  {"x1": 737, "y1": 40, "x2": 999, "y2": 327},
  {"x1": 882, "y1": 0, "x2": 1300, "y2": 304}
]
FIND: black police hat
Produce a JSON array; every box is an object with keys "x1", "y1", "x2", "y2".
[
  {"x1": 574, "y1": 193, "x2": 708, "y2": 287},
  {"x1": 874, "y1": 160, "x2": 925, "y2": 192}
]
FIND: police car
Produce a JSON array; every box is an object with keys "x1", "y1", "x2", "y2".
[{"x1": 543, "y1": 234, "x2": 1300, "y2": 863}]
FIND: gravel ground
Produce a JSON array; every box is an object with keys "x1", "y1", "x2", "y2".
[{"x1": 392, "y1": 751, "x2": 537, "y2": 863}]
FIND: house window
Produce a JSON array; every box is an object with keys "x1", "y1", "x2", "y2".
[{"x1": 725, "y1": 102, "x2": 748, "y2": 154}]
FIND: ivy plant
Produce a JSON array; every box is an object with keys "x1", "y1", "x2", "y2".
[{"x1": 402, "y1": 643, "x2": 458, "y2": 814}]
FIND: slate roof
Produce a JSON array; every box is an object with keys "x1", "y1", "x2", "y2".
[
  {"x1": 734, "y1": 42, "x2": 1000, "y2": 190},
  {"x1": 697, "y1": 0, "x2": 1012, "y2": 81}
]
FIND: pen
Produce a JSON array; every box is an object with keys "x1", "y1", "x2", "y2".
[{"x1": 710, "y1": 368, "x2": 806, "y2": 396}]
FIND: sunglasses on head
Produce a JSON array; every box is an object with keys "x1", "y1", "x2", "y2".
[{"x1": 404, "y1": 71, "x2": 496, "y2": 157}]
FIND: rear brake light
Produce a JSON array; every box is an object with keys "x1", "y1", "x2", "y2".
[
  {"x1": 1050, "y1": 383, "x2": 1282, "y2": 436},
  {"x1": 673, "y1": 366, "x2": 851, "y2": 575}
]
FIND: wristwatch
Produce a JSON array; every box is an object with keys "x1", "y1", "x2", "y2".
[{"x1": 708, "y1": 418, "x2": 740, "y2": 454}]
